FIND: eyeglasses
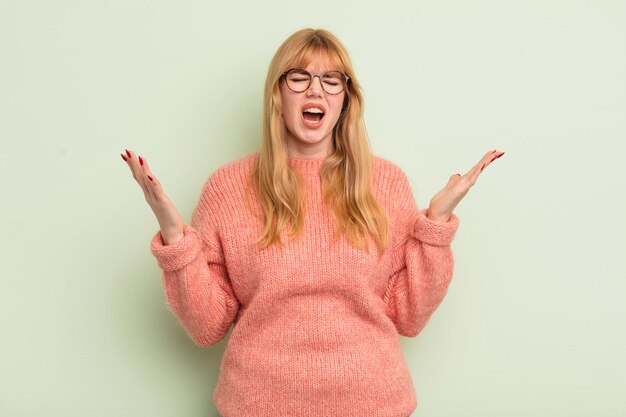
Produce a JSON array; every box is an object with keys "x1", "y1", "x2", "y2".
[{"x1": 281, "y1": 68, "x2": 350, "y2": 95}]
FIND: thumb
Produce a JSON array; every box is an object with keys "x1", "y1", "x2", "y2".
[{"x1": 448, "y1": 173, "x2": 461, "y2": 183}]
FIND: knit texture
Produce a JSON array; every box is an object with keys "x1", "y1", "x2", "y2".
[{"x1": 150, "y1": 151, "x2": 460, "y2": 417}]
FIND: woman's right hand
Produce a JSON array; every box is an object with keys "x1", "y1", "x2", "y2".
[{"x1": 121, "y1": 149, "x2": 185, "y2": 245}]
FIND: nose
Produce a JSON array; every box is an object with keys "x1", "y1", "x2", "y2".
[{"x1": 307, "y1": 75, "x2": 324, "y2": 96}]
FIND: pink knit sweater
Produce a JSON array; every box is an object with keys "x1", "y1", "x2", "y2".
[{"x1": 150, "y1": 151, "x2": 459, "y2": 417}]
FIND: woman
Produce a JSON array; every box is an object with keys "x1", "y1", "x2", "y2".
[{"x1": 121, "y1": 28, "x2": 504, "y2": 417}]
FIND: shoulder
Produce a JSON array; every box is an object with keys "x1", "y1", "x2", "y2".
[
  {"x1": 371, "y1": 155, "x2": 418, "y2": 221},
  {"x1": 372, "y1": 155, "x2": 414, "y2": 194},
  {"x1": 203, "y1": 151, "x2": 257, "y2": 192},
  {"x1": 373, "y1": 155, "x2": 407, "y2": 179},
  {"x1": 194, "y1": 151, "x2": 258, "y2": 221},
  {"x1": 211, "y1": 151, "x2": 257, "y2": 180}
]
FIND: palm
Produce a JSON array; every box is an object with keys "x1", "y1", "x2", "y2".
[{"x1": 427, "y1": 149, "x2": 505, "y2": 222}]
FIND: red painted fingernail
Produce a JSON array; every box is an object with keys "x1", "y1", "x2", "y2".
[
  {"x1": 139, "y1": 156, "x2": 143, "y2": 166},
  {"x1": 496, "y1": 152, "x2": 505, "y2": 159},
  {"x1": 121, "y1": 153, "x2": 127, "y2": 162},
  {"x1": 125, "y1": 149, "x2": 131, "y2": 158},
  {"x1": 147, "y1": 175, "x2": 153, "y2": 182}
]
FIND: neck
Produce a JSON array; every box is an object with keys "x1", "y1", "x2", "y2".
[{"x1": 285, "y1": 136, "x2": 334, "y2": 160}]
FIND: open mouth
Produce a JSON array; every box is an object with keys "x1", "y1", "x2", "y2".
[{"x1": 302, "y1": 110, "x2": 325, "y2": 125}]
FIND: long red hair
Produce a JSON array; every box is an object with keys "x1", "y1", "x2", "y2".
[{"x1": 251, "y1": 28, "x2": 390, "y2": 256}]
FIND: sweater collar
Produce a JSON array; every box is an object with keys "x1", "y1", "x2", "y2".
[{"x1": 288, "y1": 154, "x2": 325, "y2": 169}]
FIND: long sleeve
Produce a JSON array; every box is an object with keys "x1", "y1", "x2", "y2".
[
  {"x1": 149, "y1": 171, "x2": 240, "y2": 347},
  {"x1": 154, "y1": 152, "x2": 463, "y2": 416},
  {"x1": 382, "y1": 170, "x2": 460, "y2": 338}
]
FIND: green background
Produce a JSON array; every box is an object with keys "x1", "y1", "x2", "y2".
[{"x1": 1, "y1": 0, "x2": 624, "y2": 416}]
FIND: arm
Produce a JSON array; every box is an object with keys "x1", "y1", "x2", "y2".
[
  {"x1": 149, "y1": 172, "x2": 240, "y2": 347},
  {"x1": 382, "y1": 171, "x2": 460, "y2": 337}
]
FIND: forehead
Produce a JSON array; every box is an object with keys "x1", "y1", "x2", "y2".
[{"x1": 294, "y1": 49, "x2": 343, "y2": 72}]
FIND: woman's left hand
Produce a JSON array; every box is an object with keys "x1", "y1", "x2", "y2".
[{"x1": 426, "y1": 149, "x2": 505, "y2": 222}]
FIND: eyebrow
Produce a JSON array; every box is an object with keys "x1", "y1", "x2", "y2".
[{"x1": 301, "y1": 69, "x2": 341, "y2": 74}]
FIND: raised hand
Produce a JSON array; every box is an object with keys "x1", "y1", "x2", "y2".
[
  {"x1": 121, "y1": 149, "x2": 185, "y2": 245},
  {"x1": 427, "y1": 149, "x2": 505, "y2": 222}
]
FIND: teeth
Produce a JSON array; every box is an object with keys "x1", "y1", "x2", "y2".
[{"x1": 303, "y1": 108, "x2": 324, "y2": 114}]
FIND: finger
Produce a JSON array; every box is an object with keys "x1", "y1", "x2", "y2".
[
  {"x1": 126, "y1": 149, "x2": 137, "y2": 180},
  {"x1": 140, "y1": 156, "x2": 170, "y2": 202},
  {"x1": 138, "y1": 155, "x2": 157, "y2": 201},
  {"x1": 484, "y1": 149, "x2": 498, "y2": 160},
  {"x1": 460, "y1": 160, "x2": 483, "y2": 187},
  {"x1": 472, "y1": 151, "x2": 500, "y2": 180},
  {"x1": 472, "y1": 149, "x2": 503, "y2": 175},
  {"x1": 447, "y1": 173, "x2": 461, "y2": 186},
  {"x1": 479, "y1": 149, "x2": 498, "y2": 166},
  {"x1": 458, "y1": 149, "x2": 504, "y2": 187},
  {"x1": 480, "y1": 150, "x2": 505, "y2": 173},
  {"x1": 487, "y1": 149, "x2": 505, "y2": 163},
  {"x1": 146, "y1": 173, "x2": 169, "y2": 207},
  {"x1": 124, "y1": 149, "x2": 152, "y2": 199},
  {"x1": 464, "y1": 150, "x2": 493, "y2": 179}
]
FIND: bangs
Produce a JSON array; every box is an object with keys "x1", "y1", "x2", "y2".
[{"x1": 290, "y1": 44, "x2": 345, "y2": 74}]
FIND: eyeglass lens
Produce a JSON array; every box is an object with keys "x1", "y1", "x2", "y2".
[{"x1": 285, "y1": 69, "x2": 346, "y2": 95}]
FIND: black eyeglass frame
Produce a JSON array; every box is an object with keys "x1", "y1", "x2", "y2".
[{"x1": 281, "y1": 68, "x2": 351, "y2": 95}]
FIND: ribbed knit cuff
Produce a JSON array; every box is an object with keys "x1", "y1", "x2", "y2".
[
  {"x1": 150, "y1": 224, "x2": 203, "y2": 272},
  {"x1": 412, "y1": 208, "x2": 460, "y2": 246}
]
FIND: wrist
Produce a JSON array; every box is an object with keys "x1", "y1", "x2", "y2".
[
  {"x1": 161, "y1": 227, "x2": 184, "y2": 246},
  {"x1": 426, "y1": 210, "x2": 450, "y2": 223}
]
